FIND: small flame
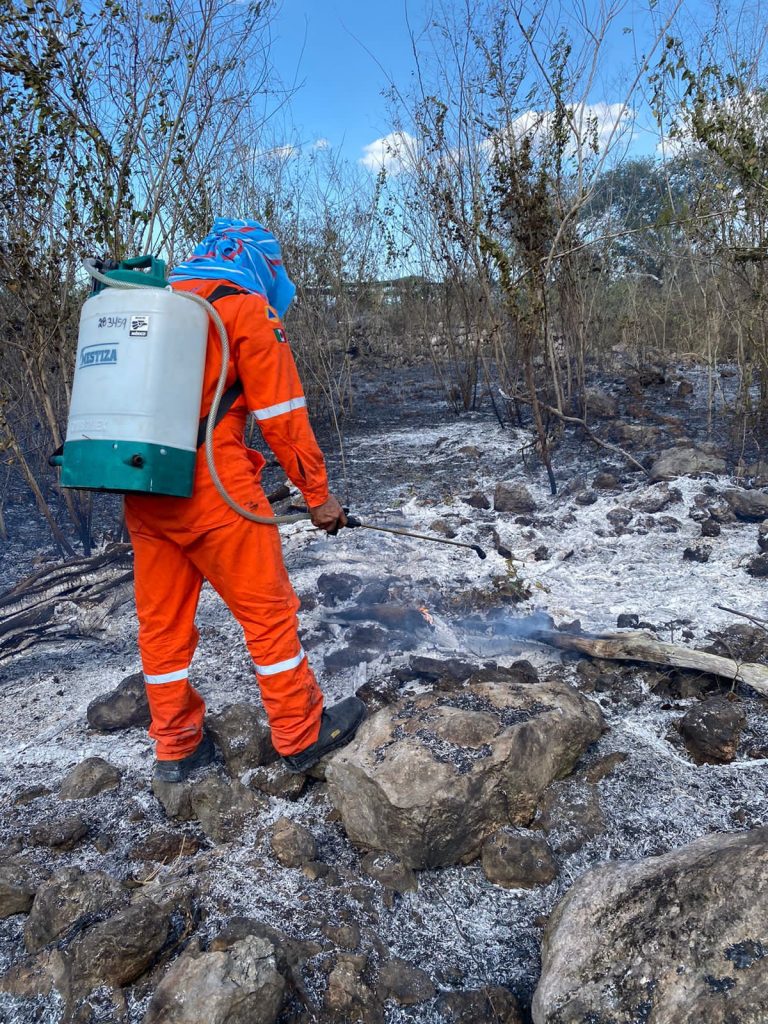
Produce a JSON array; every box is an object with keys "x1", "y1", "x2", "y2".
[{"x1": 418, "y1": 606, "x2": 435, "y2": 626}]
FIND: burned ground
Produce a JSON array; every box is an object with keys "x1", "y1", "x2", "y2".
[{"x1": 1, "y1": 361, "x2": 768, "y2": 1023}]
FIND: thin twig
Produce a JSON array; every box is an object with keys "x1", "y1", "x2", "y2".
[{"x1": 715, "y1": 604, "x2": 768, "y2": 631}]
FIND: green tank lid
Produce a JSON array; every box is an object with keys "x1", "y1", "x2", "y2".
[{"x1": 92, "y1": 255, "x2": 168, "y2": 294}]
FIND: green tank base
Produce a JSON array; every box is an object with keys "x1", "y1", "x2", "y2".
[{"x1": 57, "y1": 439, "x2": 196, "y2": 496}]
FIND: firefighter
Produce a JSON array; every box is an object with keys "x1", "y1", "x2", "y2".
[{"x1": 124, "y1": 218, "x2": 365, "y2": 783}]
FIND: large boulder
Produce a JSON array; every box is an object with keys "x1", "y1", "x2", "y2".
[
  {"x1": 532, "y1": 827, "x2": 768, "y2": 1024},
  {"x1": 649, "y1": 445, "x2": 726, "y2": 481},
  {"x1": 326, "y1": 679, "x2": 603, "y2": 868}
]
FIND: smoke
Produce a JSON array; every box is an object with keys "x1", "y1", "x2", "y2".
[
  {"x1": 459, "y1": 608, "x2": 555, "y2": 639},
  {"x1": 453, "y1": 609, "x2": 555, "y2": 658}
]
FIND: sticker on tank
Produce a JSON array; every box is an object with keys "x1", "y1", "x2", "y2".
[{"x1": 130, "y1": 315, "x2": 150, "y2": 337}]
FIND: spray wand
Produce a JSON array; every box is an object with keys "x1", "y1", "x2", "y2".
[{"x1": 343, "y1": 514, "x2": 486, "y2": 559}]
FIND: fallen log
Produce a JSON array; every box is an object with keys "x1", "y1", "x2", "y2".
[
  {"x1": 0, "y1": 544, "x2": 134, "y2": 663},
  {"x1": 533, "y1": 628, "x2": 768, "y2": 697}
]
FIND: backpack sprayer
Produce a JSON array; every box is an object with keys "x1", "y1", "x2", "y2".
[{"x1": 52, "y1": 257, "x2": 486, "y2": 558}]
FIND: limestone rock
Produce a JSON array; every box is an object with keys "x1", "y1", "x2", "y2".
[
  {"x1": 631, "y1": 484, "x2": 682, "y2": 514},
  {"x1": 152, "y1": 777, "x2": 196, "y2": 821},
  {"x1": 322, "y1": 922, "x2": 361, "y2": 949},
  {"x1": 208, "y1": 916, "x2": 321, "y2": 1006},
  {"x1": 30, "y1": 813, "x2": 88, "y2": 850},
  {"x1": 747, "y1": 553, "x2": 768, "y2": 578},
  {"x1": 494, "y1": 482, "x2": 537, "y2": 515},
  {"x1": 702, "y1": 518, "x2": 722, "y2": 537},
  {"x1": 463, "y1": 491, "x2": 491, "y2": 509},
  {"x1": 144, "y1": 935, "x2": 285, "y2": 1024},
  {"x1": 326, "y1": 957, "x2": 382, "y2": 1024},
  {"x1": 270, "y1": 817, "x2": 316, "y2": 868},
  {"x1": 128, "y1": 829, "x2": 205, "y2": 864},
  {"x1": 153, "y1": 771, "x2": 264, "y2": 840},
  {"x1": 758, "y1": 520, "x2": 768, "y2": 552},
  {"x1": 0, "y1": 859, "x2": 40, "y2": 918},
  {"x1": 24, "y1": 867, "x2": 125, "y2": 952},
  {"x1": 326, "y1": 678, "x2": 603, "y2": 868},
  {"x1": 360, "y1": 851, "x2": 418, "y2": 893},
  {"x1": 207, "y1": 702, "x2": 276, "y2": 774},
  {"x1": 723, "y1": 488, "x2": 768, "y2": 521},
  {"x1": 60, "y1": 757, "x2": 121, "y2": 799},
  {"x1": 532, "y1": 827, "x2": 768, "y2": 1024},
  {"x1": 481, "y1": 829, "x2": 557, "y2": 888},
  {"x1": 189, "y1": 774, "x2": 265, "y2": 843},
  {"x1": 247, "y1": 761, "x2": 306, "y2": 800},
  {"x1": 683, "y1": 543, "x2": 711, "y2": 563},
  {"x1": 679, "y1": 698, "x2": 746, "y2": 764},
  {"x1": 67, "y1": 896, "x2": 170, "y2": 990},
  {"x1": 595, "y1": 471, "x2": 623, "y2": 490},
  {"x1": 87, "y1": 672, "x2": 150, "y2": 732},
  {"x1": 378, "y1": 957, "x2": 436, "y2": 1005},
  {"x1": 430, "y1": 518, "x2": 459, "y2": 538},
  {"x1": 606, "y1": 421, "x2": 661, "y2": 448},
  {"x1": 535, "y1": 781, "x2": 606, "y2": 854},
  {"x1": 649, "y1": 446, "x2": 726, "y2": 482},
  {"x1": 606, "y1": 507, "x2": 634, "y2": 533},
  {"x1": 1, "y1": 897, "x2": 173, "y2": 1007},
  {"x1": 585, "y1": 387, "x2": 619, "y2": 419}
]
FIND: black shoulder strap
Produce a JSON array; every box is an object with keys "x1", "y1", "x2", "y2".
[{"x1": 196, "y1": 284, "x2": 248, "y2": 448}]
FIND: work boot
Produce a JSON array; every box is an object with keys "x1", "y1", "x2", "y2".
[
  {"x1": 282, "y1": 697, "x2": 366, "y2": 774},
  {"x1": 153, "y1": 732, "x2": 215, "y2": 784}
]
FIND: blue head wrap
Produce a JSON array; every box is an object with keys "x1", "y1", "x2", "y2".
[{"x1": 169, "y1": 217, "x2": 296, "y2": 317}]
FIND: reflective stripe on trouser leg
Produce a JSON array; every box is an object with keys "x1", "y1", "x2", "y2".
[
  {"x1": 254, "y1": 648, "x2": 306, "y2": 677},
  {"x1": 144, "y1": 667, "x2": 189, "y2": 684}
]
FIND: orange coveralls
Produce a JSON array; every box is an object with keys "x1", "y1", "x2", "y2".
[{"x1": 124, "y1": 279, "x2": 327, "y2": 760}]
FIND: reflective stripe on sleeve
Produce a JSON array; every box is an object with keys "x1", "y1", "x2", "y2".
[
  {"x1": 144, "y1": 668, "x2": 189, "y2": 685},
  {"x1": 254, "y1": 648, "x2": 306, "y2": 677},
  {"x1": 251, "y1": 396, "x2": 307, "y2": 421}
]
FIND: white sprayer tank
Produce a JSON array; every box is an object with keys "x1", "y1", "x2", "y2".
[{"x1": 61, "y1": 285, "x2": 209, "y2": 495}]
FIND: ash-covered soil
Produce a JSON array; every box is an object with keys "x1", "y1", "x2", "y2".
[{"x1": 1, "y1": 359, "x2": 768, "y2": 1022}]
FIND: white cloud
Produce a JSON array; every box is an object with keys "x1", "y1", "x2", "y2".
[
  {"x1": 360, "y1": 131, "x2": 419, "y2": 174},
  {"x1": 486, "y1": 102, "x2": 635, "y2": 159},
  {"x1": 312, "y1": 137, "x2": 330, "y2": 150}
]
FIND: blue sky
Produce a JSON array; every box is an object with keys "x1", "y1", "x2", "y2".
[
  {"x1": 269, "y1": 1, "x2": 431, "y2": 158},
  {"x1": 266, "y1": 0, "x2": 729, "y2": 168}
]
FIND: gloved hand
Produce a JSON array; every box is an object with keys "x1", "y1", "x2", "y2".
[{"x1": 309, "y1": 495, "x2": 347, "y2": 534}]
